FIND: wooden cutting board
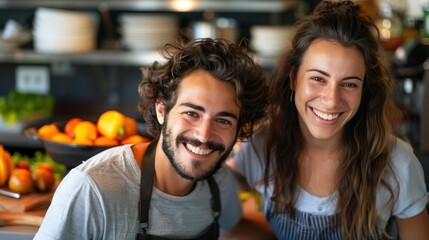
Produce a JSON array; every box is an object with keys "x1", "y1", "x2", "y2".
[
  {"x1": 0, "y1": 211, "x2": 44, "y2": 226},
  {"x1": 0, "y1": 189, "x2": 54, "y2": 212}
]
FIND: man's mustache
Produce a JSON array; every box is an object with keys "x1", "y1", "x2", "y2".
[{"x1": 176, "y1": 135, "x2": 225, "y2": 152}]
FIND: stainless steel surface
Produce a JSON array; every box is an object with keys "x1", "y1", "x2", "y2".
[
  {"x1": 0, "y1": 50, "x2": 164, "y2": 66},
  {"x1": 0, "y1": 189, "x2": 20, "y2": 199},
  {"x1": 0, "y1": 230, "x2": 36, "y2": 240},
  {"x1": 0, "y1": 50, "x2": 279, "y2": 68},
  {"x1": 421, "y1": 58, "x2": 429, "y2": 152},
  {"x1": 0, "y1": 0, "x2": 296, "y2": 12}
]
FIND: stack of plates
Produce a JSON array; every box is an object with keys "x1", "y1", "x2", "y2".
[
  {"x1": 118, "y1": 14, "x2": 179, "y2": 51},
  {"x1": 250, "y1": 25, "x2": 292, "y2": 56},
  {"x1": 33, "y1": 8, "x2": 97, "y2": 53}
]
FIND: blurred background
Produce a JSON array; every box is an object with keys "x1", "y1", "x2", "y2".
[{"x1": 0, "y1": 0, "x2": 428, "y2": 163}]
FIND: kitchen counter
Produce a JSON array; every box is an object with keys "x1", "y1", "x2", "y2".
[{"x1": 0, "y1": 189, "x2": 53, "y2": 240}]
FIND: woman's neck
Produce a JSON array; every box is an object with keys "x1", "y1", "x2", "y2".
[{"x1": 298, "y1": 144, "x2": 342, "y2": 197}]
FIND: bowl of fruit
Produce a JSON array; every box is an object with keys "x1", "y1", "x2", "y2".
[{"x1": 25, "y1": 110, "x2": 152, "y2": 171}]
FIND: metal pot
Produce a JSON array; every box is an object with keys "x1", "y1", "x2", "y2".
[{"x1": 190, "y1": 17, "x2": 239, "y2": 43}]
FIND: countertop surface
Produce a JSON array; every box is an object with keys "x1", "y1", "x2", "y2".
[{"x1": 0, "y1": 188, "x2": 53, "y2": 239}]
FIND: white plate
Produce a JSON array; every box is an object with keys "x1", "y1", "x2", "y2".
[
  {"x1": 118, "y1": 14, "x2": 178, "y2": 25},
  {"x1": 35, "y1": 8, "x2": 94, "y2": 26}
]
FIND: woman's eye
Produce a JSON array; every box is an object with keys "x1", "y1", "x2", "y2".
[
  {"x1": 342, "y1": 82, "x2": 358, "y2": 88},
  {"x1": 311, "y1": 76, "x2": 323, "y2": 82}
]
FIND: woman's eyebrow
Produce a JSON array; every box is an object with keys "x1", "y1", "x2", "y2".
[{"x1": 307, "y1": 68, "x2": 363, "y2": 81}]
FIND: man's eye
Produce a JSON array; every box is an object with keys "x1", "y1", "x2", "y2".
[
  {"x1": 217, "y1": 119, "x2": 232, "y2": 125},
  {"x1": 185, "y1": 112, "x2": 198, "y2": 118}
]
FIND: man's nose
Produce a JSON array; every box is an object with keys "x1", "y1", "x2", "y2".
[{"x1": 194, "y1": 119, "x2": 213, "y2": 143}]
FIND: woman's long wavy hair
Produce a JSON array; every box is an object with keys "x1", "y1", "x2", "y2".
[
  {"x1": 138, "y1": 38, "x2": 268, "y2": 140},
  {"x1": 264, "y1": 1, "x2": 397, "y2": 238}
]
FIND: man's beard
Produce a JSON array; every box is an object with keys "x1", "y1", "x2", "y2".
[{"x1": 161, "y1": 122, "x2": 234, "y2": 181}]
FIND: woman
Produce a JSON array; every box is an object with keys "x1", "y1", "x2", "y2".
[{"x1": 230, "y1": 1, "x2": 429, "y2": 239}]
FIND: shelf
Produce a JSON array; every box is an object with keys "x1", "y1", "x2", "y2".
[
  {"x1": 0, "y1": 0, "x2": 296, "y2": 12},
  {"x1": 0, "y1": 50, "x2": 165, "y2": 66},
  {"x1": 0, "y1": 49, "x2": 280, "y2": 68}
]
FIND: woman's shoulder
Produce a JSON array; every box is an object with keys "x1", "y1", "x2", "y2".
[
  {"x1": 387, "y1": 137, "x2": 424, "y2": 182},
  {"x1": 389, "y1": 137, "x2": 417, "y2": 166}
]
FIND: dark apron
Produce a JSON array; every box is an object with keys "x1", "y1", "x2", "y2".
[{"x1": 136, "y1": 140, "x2": 220, "y2": 240}]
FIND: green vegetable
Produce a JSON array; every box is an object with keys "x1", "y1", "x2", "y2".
[{"x1": 0, "y1": 89, "x2": 55, "y2": 125}]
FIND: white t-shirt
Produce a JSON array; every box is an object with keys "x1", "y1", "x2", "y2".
[
  {"x1": 34, "y1": 144, "x2": 241, "y2": 240},
  {"x1": 233, "y1": 129, "x2": 428, "y2": 231}
]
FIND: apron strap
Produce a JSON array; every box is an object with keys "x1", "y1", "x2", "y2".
[
  {"x1": 207, "y1": 176, "x2": 221, "y2": 222},
  {"x1": 138, "y1": 139, "x2": 158, "y2": 232}
]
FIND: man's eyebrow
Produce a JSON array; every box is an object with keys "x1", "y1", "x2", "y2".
[
  {"x1": 180, "y1": 102, "x2": 238, "y2": 120},
  {"x1": 307, "y1": 68, "x2": 363, "y2": 81}
]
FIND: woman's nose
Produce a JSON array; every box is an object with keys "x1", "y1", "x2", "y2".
[{"x1": 321, "y1": 85, "x2": 340, "y2": 107}]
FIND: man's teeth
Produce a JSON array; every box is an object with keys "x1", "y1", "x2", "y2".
[
  {"x1": 313, "y1": 109, "x2": 340, "y2": 121},
  {"x1": 186, "y1": 144, "x2": 213, "y2": 155}
]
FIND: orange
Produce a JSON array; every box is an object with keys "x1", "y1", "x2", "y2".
[
  {"x1": 64, "y1": 118, "x2": 82, "y2": 138},
  {"x1": 123, "y1": 117, "x2": 138, "y2": 139},
  {"x1": 37, "y1": 124, "x2": 60, "y2": 140},
  {"x1": 94, "y1": 136, "x2": 119, "y2": 147},
  {"x1": 51, "y1": 132, "x2": 73, "y2": 144},
  {"x1": 121, "y1": 135, "x2": 151, "y2": 145},
  {"x1": 73, "y1": 121, "x2": 98, "y2": 141},
  {"x1": 71, "y1": 138, "x2": 93, "y2": 146}
]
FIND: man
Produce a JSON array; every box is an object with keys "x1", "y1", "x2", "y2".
[{"x1": 34, "y1": 38, "x2": 270, "y2": 239}]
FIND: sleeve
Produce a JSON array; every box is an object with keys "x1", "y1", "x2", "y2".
[
  {"x1": 33, "y1": 169, "x2": 104, "y2": 240},
  {"x1": 233, "y1": 129, "x2": 267, "y2": 189},
  {"x1": 216, "y1": 166, "x2": 242, "y2": 232},
  {"x1": 391, "y1": 140, "x2": 429, "y2": 219}
]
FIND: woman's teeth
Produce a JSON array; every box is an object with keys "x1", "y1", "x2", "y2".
[
  {"x1": 186, "y1": 144, "x2": 213, "y2": 155},
  {"x1": 313, "y1": 109, "x2": 340, "y2": 121}
]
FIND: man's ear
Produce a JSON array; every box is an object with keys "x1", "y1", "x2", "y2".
[{"x1": 155, "y1": 100, "x2": 165, "y2": 125}]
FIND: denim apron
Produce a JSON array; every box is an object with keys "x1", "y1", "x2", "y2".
[
  {"x1": 266, "y1": 200, "x2": 390, "y2": 240},
  {"x1": 136, "y1": 140, "x2": 220, "y2": 240}
]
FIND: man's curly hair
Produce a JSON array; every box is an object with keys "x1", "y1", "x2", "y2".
[{"x1": 137, "y1": 38, "x2": 268, "y2": 140}]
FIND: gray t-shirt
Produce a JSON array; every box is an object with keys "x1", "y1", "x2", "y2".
[{"x1": 34, "y1": 144, "x2": 241, "y2": 240}]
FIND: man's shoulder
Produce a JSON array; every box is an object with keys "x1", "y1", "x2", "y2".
[{"x1": 76, "y1": 145, "x2": 132, "y2": 172}]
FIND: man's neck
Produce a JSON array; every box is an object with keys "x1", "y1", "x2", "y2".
[{"x1": 132, "y1": 141, "x2": 196, "y2": 196}]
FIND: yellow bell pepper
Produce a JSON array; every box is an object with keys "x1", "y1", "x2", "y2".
[{"x1": 97, "y1": 110, "x2": 126, "y2": 140}]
